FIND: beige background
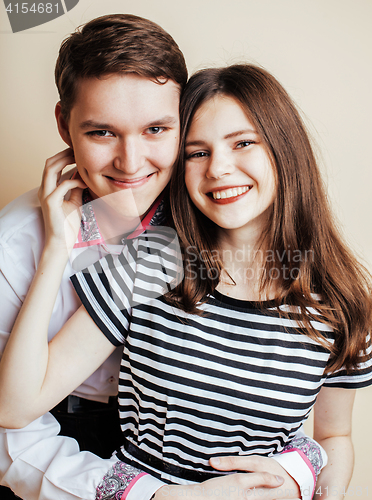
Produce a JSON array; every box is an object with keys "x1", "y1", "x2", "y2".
[{"x1": 1, "y1": 0, "x2": 371, "y2": 495}]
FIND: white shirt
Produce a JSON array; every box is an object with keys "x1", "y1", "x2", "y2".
[
  {"x1": 0, "y1": 187, "x2": 325, "y2": 500},
  {"x1": 0, "y1": 188, "x2": 123, "y2": 403}
]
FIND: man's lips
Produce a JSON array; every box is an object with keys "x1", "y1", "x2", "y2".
[
  {"x1": 207, "y1": 185, "x2": 252, "y2": 203},
  {"x1": 105, "y1": 172, "x2": 155, "y2": 188}
]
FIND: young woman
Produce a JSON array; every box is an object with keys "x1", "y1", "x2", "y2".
[
  {"x1": 0, "y1": 65, "x2": 371, "y2": 500},
  {"x1": 165, "y1": 64, "x2": 372, "y2": 496}
]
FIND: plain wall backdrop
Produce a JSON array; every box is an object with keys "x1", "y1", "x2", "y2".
[{"x1": 1, "y1": 0, "x2": 371, "y2": 495}]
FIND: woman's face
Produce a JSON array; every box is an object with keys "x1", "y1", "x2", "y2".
[{"x1": 184, "y1": 95, "x2": 276, "y2": 238}]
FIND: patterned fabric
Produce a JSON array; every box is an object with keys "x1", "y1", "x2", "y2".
[
  {"x1": 80, "y1": 189, "x2": 102, "y2": 244},
  {"x1": 148, "y1": 198, "x2": 168, "y2": 228},
  {"x1": 95, "y1": 460, "x2": 144, "y2": 500},
  {"x1": 283, "y1": 437, "x2": 324, "y2": 477}
]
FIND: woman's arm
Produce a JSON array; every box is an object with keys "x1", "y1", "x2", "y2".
[
  {"x1": 0, "y1": 150, "x2": 116, "y2": 427},
  {"x1": 313, "y1": 386, "x2": 356, "y2": 499}
]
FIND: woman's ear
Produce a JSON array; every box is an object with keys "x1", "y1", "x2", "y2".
[{"x1": 55, "y1": 102, "x2": 73, "y2": 148}]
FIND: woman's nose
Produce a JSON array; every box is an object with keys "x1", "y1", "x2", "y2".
[{"x1": 205, "y1": 152, "x2": 234, "y2": 179}]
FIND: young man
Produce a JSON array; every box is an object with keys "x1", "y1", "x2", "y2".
[
  {"x1": 0, "y1": 14, "x2": 185, "y2": 500},
  {"x1": 0, "y1": 14, "x2": 324, "y2": 500}
]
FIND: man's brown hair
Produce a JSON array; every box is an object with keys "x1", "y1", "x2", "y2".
[{"x1": 55, "y1": 14, "x2": 188, "y2": 121}]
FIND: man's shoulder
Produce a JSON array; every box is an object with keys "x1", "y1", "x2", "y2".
[{"x1": 0, "y1": 188, "x2": 43, "y2": 244}]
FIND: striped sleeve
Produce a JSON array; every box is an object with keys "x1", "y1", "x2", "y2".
[
  {"x1": 71, "y1": 245, "x2": 136, "y2": 346},
  {"x1": 323, "y1": 334, "x2": 372, "y2": 388},
  {"x1": 70, "y1": 228, "x2": 183, "y2": 347}
]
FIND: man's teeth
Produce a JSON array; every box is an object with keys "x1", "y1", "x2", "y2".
[{"x1": 212, "y1": 186, "x2": 250, "y2": 200}]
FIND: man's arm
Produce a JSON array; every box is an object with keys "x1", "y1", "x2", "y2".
[
  {"x1": 0, "y1": 212, "x2": 165, "y2": 500},
  {"x1": 0, "y1": 185, "x2": 119, "y2": 500},
  {"x1": 0, "y1": 413, "x2": 118, "y2": 500},
  {"x1": 0, "y1": 253, "x2": 116, "y2": 500}
]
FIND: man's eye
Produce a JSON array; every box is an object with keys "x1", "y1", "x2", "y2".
[
  {"x1": 147, "y1": 127, "x2": 165, "y2": 135},
  {"x1": 87, "y1": 130, "x2": 113, "y2": 137},
  {"x1": 236, "y1": 140, "x2": 254, "y2": 148}
]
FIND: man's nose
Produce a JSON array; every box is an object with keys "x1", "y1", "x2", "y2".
[{"x1": 113, "y1": 138, "x2": 144, "y2": 174}]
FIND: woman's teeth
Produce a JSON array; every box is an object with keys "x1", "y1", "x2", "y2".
[{"x1": 212, "y1": 186, "x2": 250, "y2": 200}]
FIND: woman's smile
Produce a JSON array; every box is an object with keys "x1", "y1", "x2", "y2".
[
  {"x1": 208, "y1": 184, "x2": 252, "y2": 202},
  {"x1": 185, "y1": 95, "x2": 276, "y2": 234}
]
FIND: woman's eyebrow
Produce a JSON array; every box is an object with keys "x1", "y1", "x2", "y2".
[
  {"x1": 223, "y1": 128, "x2": 257, "y2": 139},
  {"x1": 185, "y1": 139, "x2": 206, "y2": 148},
  {"x1": 185, "y1": 129, "x2": 258, "y2": 147}
]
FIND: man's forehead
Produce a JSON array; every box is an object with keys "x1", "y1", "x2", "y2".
[
  {"x1": 69, "y1": 74, "x2": 181, "y2": 126},
  {"x1": 73, "y1": 73, "x2": 181, "y2": 99}
]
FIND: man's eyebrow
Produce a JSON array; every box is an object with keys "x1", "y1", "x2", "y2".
[
  {"x1": 145, "y1": 116, "x2": 178, "y2": 127},
  {"x1": 79, "y1": 120, "x2": 112, "y2": 130}
]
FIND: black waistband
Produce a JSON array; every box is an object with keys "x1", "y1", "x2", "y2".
[
  {"x1": 52, "y1": 395, "x2": 117, "y2": 414},
  {"x1": 119, "y1": 440, "x2": 223, "y2": 483}
]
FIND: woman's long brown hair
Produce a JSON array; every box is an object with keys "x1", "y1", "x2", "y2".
[{"x1": 167, "y1": 64, "x2": 372, "y2": 374}]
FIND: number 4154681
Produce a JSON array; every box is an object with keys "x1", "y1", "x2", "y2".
[{"x1": 5, "y1": 3, "x2": 59, "y2": 14}]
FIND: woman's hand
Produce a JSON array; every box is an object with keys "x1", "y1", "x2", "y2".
[{"x1": 38, "y1": 148, "x2": 86, "y2": 252}]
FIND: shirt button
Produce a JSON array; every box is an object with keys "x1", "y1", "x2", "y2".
[{"x1": 108, "y1": 376, "x2": 116, "y2": 383}]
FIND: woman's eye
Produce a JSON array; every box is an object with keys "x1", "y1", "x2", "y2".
[
  {"x1": 186, "y1": 151, "x2": 209, "y2": 159},
  {"x1": 147, "y1": 127, "x2": 165, "y2": 135},
  {"x1": 236, "y1": 140, "x2": 254, "y2": 148}
]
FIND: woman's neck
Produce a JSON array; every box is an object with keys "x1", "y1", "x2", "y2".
[{"x1": 216, "y1": 227, "x2": 276, "y2": 301}]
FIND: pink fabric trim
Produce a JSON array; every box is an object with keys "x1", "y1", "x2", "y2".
[
  {"x1": 120, "y1": 472, "x2": 147, "y2": 500},
  {"x1": 281, "y1": 448, "x2": 316, "y2": 498},
  {"x1": 73, "y1": 234, "x2": 105, "y2": 248}
]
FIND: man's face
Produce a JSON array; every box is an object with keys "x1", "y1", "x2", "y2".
[{"x1": 58, "y1": 73, "x2": 180, "y2": 219}]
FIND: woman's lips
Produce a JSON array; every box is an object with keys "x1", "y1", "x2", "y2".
[{"x1": 208, "y1": 185, "x2": 252, "y2": 204}]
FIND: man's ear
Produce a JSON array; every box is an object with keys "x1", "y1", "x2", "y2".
[{"x1": 55, "y1": 102, "x2": 73, "y2": 148}]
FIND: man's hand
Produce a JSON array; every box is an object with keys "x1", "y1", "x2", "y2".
[
  {"x1": 38, "y1": 148, "x2": 86, "y2": 252},
  {"x1": 209, "y1": 455, "x2": 301, "y2": 499},
  {"x1": 153, "y1": 455, "x2": 302, "y2": 499},
  {"x1": 154, "y1": 471, "x2": 285, "y2": 499}
]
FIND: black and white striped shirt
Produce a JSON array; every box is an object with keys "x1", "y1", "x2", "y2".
[{"x1": 71, "y1": 227, "x2": 372, "y2": 484}]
